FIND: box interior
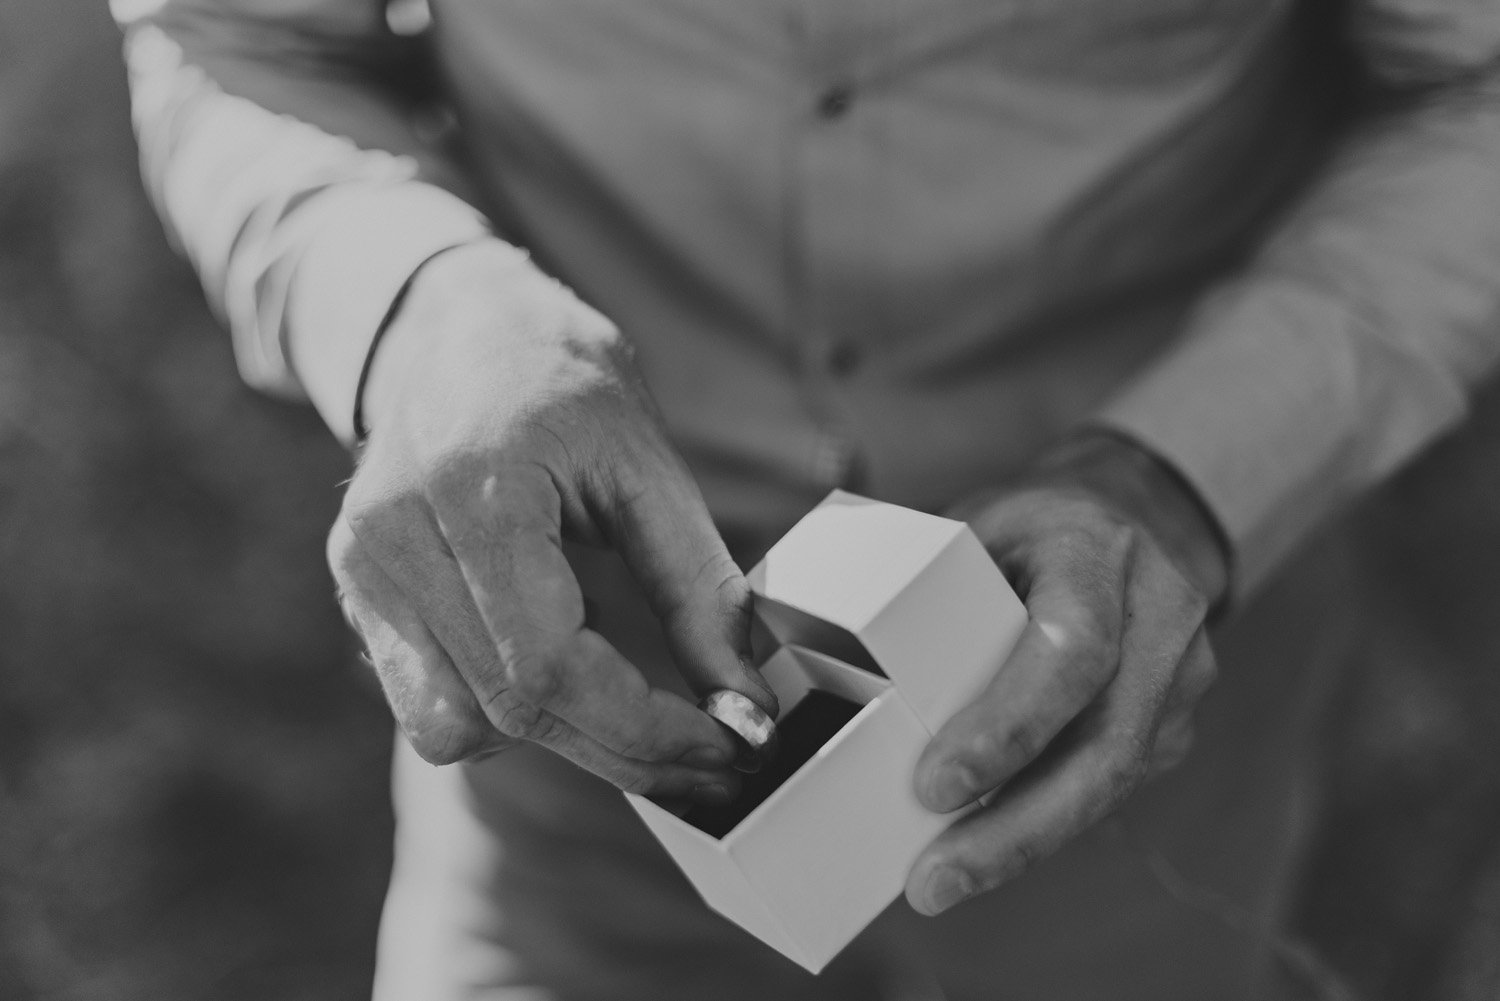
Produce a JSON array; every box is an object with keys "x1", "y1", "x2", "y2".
[
  {"x1": 681, "y1": 647, "x2": 891, "y2": 838},
  {"x1": 752, "y1": 597, "x2": 885, "y2": 676}
]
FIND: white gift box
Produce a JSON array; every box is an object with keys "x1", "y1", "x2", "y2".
[{"x1": 626, "y1": 490, "x2": 1028, "y2": 973}]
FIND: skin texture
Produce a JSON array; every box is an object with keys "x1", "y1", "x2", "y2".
[
  {"x1": 903, "y1": 434, "x2": 1230, "y2": 915},
  {"x1": 331, "y1": 240, "x2": 1230, "y2": 913},
  {"x1": 327, "y1": 242, "x2": 778, "y2": 808}
]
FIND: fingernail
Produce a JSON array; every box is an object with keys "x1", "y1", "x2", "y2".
[
  {"x1": 690, "y1": 782, "x2": 733, "y2": 806},
  {"x1": 923, "y1": 866, "x2": 975, "y2": 915},
  {"x1": 925, "y1": 762, "x2": 977, "y2": 812},
  {"x1": 681, "y1": 745, "x2": 731, "y2": 769}
]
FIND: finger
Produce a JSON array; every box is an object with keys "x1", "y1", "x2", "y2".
[
  {"x1": 907, "y1": 561, "x2": 1210, "y2": 914},
  {"x1": 532, "y1": 716, "x2": 744, "y2": 804},
  {"x1": 339, "y1": 491, "x2": 738, "y2": 797},
  {"x1": 600, "y1": 439, "x2": 778, "y2": 716},
  {"x1": 415, "y1": 463, "x2": 740, "y2": 765},
  {"x1": 914, "y1": 535, "x2": 1129, "y2": 814},
  {"x1": 343, "y1": 470, "x2": 535, "y2": 704},
  {"x1": 434, "y1": 693, "x2": 740, "y2": 803},
  {"x1": 905, "y1": 703, "x2": 1151, "y2": 916},
  {"x1": 329, "y1": 515, "x2": 508, "y2": 765},
  {"x1": 498, "y1": 626, "x2": 748, "y2": 765}
]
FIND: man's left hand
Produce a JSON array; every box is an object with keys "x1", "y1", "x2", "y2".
[{"x1": 905, "y1": 432, "x2": 1229, "y2": 916}]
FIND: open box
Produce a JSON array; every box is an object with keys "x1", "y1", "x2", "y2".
[{"x1": 626, "y1": 491, "x2": 1028, "y2": 972}]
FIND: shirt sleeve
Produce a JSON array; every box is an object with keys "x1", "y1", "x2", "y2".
[
  {"x1": 113, "y1": 0, "x2": 528, "y2": 442},
  {"x1": 1095, "y1": 0, "x2": 1500, "y2": 597}
]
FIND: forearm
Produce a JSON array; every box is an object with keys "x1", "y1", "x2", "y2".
[
  {"x1": 117, "y1": 1, "x2": 501, "y2": 441},
  {"x1": 1098, "y1": 55, "x2": 1500, "y2": 596}
]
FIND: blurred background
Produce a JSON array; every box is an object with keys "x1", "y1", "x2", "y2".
[
  {"x1": 1, "y1": 4, "x2": 391, "y2": 999},
  {"x1": 2, "y1": 3, "x2": 1499, "y2": 1000}
]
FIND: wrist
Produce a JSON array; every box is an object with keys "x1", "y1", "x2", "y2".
[
  {"x1": 1030, "y1": 431, "x2": 1231, "y2": 607},
  {"x1": 359, "y1": 240, "x2": 542, "y2": 438}
]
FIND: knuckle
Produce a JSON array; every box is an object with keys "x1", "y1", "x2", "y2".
[
  {"x1": 1058, "y1": 514, "x2": 1133, "y2": 566},
  {"x1": 423, "y1": 448, "x2": 485, "y2": 499},
  {"x1": 342, "y1": 476, "x2": 402, "y2": 540},
  {"x1": 607, "y1": 455, "x2": 650, "y2": 503},
  {"x1": 342, "y1": 490, "x2": 428, "y2": 572},
  {"x1": 603, "y1": 437, "x2": 676, "y2": 510},
  {"x1": 327, "y1": 531, "x2": 383, "y2": 612},
  {"x1": 1070, "y1": 602, "x2": 1120, "y2": 657},
  {"x1": 490, "y1": 697, "x2": 560, "y2": 744},
  {"x1": 588, "y1": 746, "x2": 658, "y2": 794},
  {"x1": 710, "y1": 573, "x2": 754, "y2": 641},
  {"x1": 1094, "y1": 512, "x2": 1137, "y2": 552},
  {"x1": 998, "y1": 724, "x2": 1044, "y2": 771},
  {"x1": 326, "y1": 518, "x2": 361, "y2": 580},
  {"x1": 324, "y1": 517, "x2": 403, "y2": 644},
  {"x1": 425, "y1": 449, "x2": 553, "y2": 519},
  {"x1": 1047, "y1": 526, "x2": 1097, "y2": 568},
  {"x1": 1005, "y1": 837, "x2": 1048, "y2": 881},
  {"x1": 663, "y1": 550, "x2": 748, "y2": 624},
  {"x1": 613, "y1": 727, "x2": 659, "y2": 763},
  {"x1": 1053, "y1": 640, "x2": 1116, "y2": 702},
  {"x1": 1041, "y1": 594, "x2": 1119, "y2": 681},
  {"x1": 426, "y1": 455, "x2": 502, "y2": 523},
  {"x1": 332, "y1": 580, "x2": 365, "y2": 637},
  {"x1": 504, "y1": 647, "x2": 565, "y2": 706},
  {"x1": 1178, "y1": 580, "x2": 1210, "y2": 621},
  {"x1": 1059, "y1": 652, "x2": 1105, "y2": 701},
  {"x1": 707, "y1": 557, "x2": 751, "y2": 608},
  {"x1": 1161, "y1": 561, "x2": 1210, "y2": 621}
]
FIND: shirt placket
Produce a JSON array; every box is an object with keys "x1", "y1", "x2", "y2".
[{"x1": 780, "y1": 4, "x2": 876, "y2": 495}]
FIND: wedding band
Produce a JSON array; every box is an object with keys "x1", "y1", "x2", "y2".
[{"x1": 698, "y1": 689, "x2": 779, "y2": 773}]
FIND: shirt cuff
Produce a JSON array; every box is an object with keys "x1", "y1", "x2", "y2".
[
  {"x1": 280, "y1": 180, "x2": 496, "y2": 443},
  {"x1": 1091, "y1": 278, "x2": 1466, "y2": 598}
]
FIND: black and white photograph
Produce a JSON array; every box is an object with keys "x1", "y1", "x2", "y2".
[{"x1": 4, "y1": 1, "x2": 1500, "y2": 998}]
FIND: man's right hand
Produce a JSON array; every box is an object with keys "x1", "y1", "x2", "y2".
[{"x1": 327, "y1": 242, "x2": 775, "y2": 806}]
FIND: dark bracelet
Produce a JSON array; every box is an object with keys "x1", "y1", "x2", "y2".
[{"x1": 350, "y1": 242, "x2": 480, "y2": 443}]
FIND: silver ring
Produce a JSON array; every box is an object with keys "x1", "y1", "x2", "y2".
[{"x1": 698, "y1": 690, "x2": 779, "y2": 773}]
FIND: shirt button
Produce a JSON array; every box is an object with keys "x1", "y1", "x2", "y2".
[{"x1": 815, "y1": 83, "x2": 856, "y2": 120}]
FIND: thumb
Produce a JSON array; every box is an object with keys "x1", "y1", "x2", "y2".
[{"x1": 601, "y1": 452, "x2": 778, "y2": 718}]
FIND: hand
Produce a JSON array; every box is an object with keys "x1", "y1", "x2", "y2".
[
  {"x1": 905, "y1": 432, "x2": 1229, "y2": 915},
  {"x1": 327, "y1": 242, "x2": 775, "y2": 806}
]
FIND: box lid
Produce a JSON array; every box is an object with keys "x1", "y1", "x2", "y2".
[{"x1": 746, "y1": 491, "x2": 1027, "y2": 733}]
